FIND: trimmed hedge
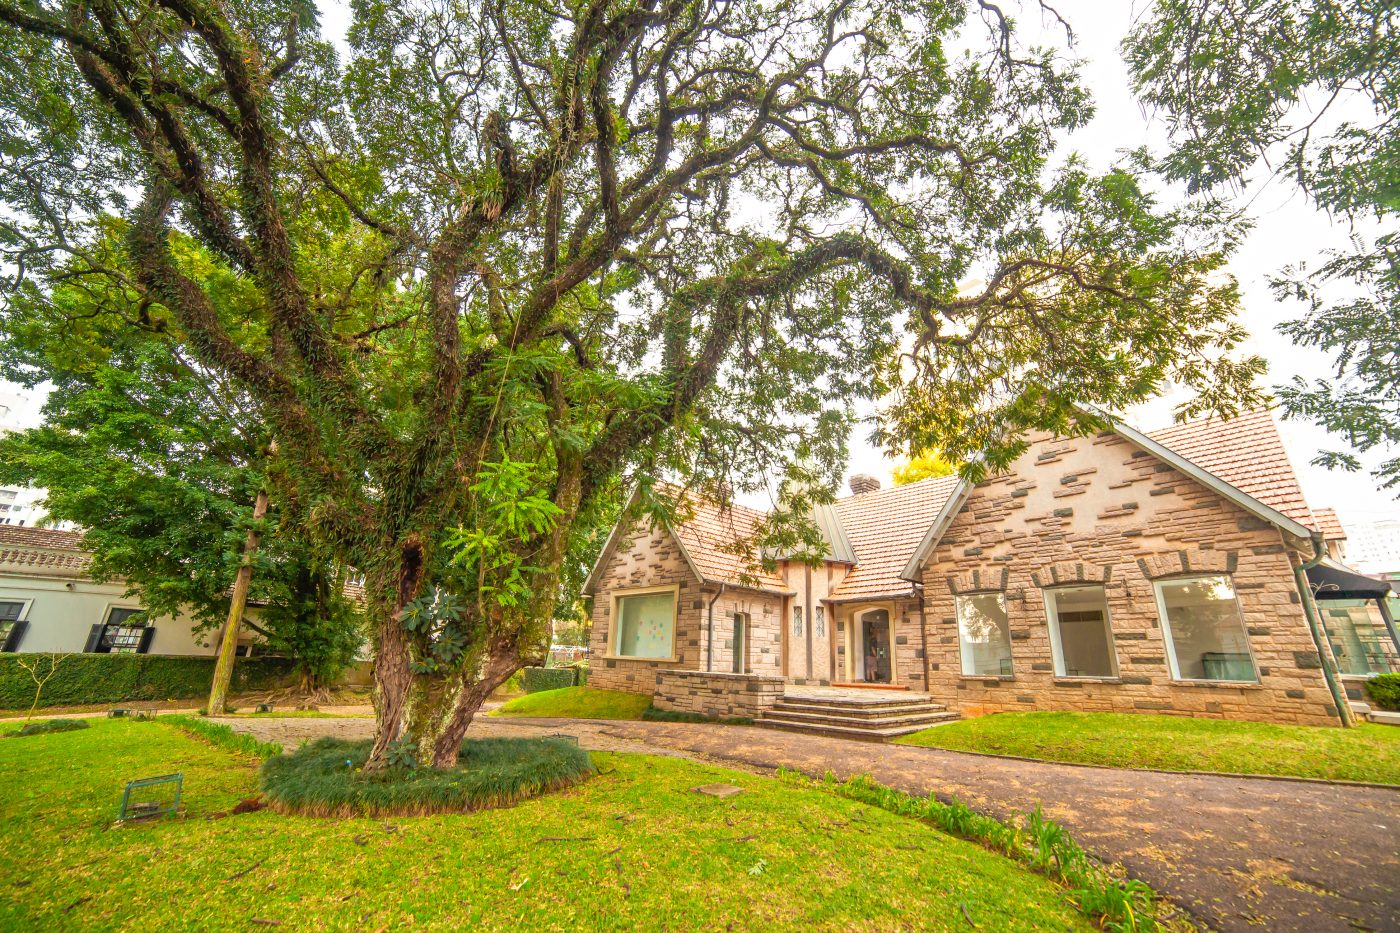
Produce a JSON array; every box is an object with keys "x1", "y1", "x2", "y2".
[
  {"x1": 0, "y1": 654, "x2": 299, "y2": 710},
  {"x1": 1367, "y1": 673, "x2": 1400, "y2": 711},
  {"x1": 520, "y1": 666, "x2": 576, "y2": 693}
]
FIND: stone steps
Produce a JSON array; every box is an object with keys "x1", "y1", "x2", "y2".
[{"x1": 755, "y1": 693, "x2": 959, "y2": 741}]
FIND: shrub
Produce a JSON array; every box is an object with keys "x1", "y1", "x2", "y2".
[
  {"x1": 521, "y1": 666, "x2": 575, "y2": 693},
  {"x1": 6, "y1": 718, "x2": 90, "y2": 738},
  {"x1": 1365, "y1": 673, "x2": 1400, "y2": 711},
  {"x1": 259, "y1": 736, "x2": 594, "y2": 817},
  {"x1": 0, "y1": 654, "x2": 300, "y2": 710}
]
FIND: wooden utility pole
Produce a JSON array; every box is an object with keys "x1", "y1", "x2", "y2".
[{"x1": 207, "y1": 486, "x2": 269, "y2": 715}]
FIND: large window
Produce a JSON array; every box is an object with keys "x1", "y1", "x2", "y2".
[
  {"x1": 1155, "y1": 576, "x2": 1256, "y2": 682},
  {"x1": 957, "y1": 593, "x2": 1013, "y2": 676},
  {"x1": 1044, "y1": 586, "x2": 1118, "y2": 678},
  {"x1": 89, "y1": 607, "x2": 152, "y2": 655},
  {"x1": 1320, "y1": 601, "x2": 1397, "y2": 676},
  {"x1": 0, "y1": 600, "x2": 27, "y2": 652},
  {"x1": 612, "y1": 588, "x2": 677, "y2": 659}
]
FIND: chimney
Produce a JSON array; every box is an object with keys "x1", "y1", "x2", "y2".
[{"x1": 849, "y1": 474, "x2": 881, "y2": 496}]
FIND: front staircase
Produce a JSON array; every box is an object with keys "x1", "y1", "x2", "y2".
[{"x1": 755, "y1": 686, "x2": 959, "y2": 742}]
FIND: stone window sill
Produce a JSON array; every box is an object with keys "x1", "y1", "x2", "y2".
[
  {"x1": 601, "y1": 654, "x2": 680, "y2": 664},
  {"x1": 1169, "y1": 679, "x2": 1264, "y2": 690},
  {"x1": 1053, "y1": 676, "x2": 1121, "y2": 685},
  {"x1": 960, "y1": 674, "x2": 1014, "y2": 683}
]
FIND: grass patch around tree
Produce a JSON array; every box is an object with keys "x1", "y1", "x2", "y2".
[
  {"x1": 895, "y1": 711, "x2": 1400, "y2": 784},
  {"x1": 259, "y1": 736, "x2": 596, "y2": 817},
  {"x1": 0, "y1": 718, "x2": 1094, "y2": 931},
  {"x1": 491, "y1": 685, "x2": 652, "y2": 720}
]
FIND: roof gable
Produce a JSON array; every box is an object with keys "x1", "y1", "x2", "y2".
[
  {"x1": 827, "y1": 474, "x2": 961, "y2": 601},
  {"x1": 899, "y1": 410, "x2": 1318, "y2": 583},
  {"x1": 582, "y1": 486, "x2": 789, "y2": 595}
]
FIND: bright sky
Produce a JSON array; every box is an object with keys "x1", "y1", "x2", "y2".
[{"x1": 5, "y1": 1, "x2": 1396, "y2": 525}]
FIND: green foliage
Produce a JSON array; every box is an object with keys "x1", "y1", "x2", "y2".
[
  {"x1": 5, "y1": 718, "x2": 90, "y2": 738},
  {"x1": 1366, "y1": 673, "x2": 1400, "y2": 712},
  {"x1": 0, "y1": 309, "x2": 364, "y2": 684},
  {"x1": 891, "y1": 449, "x2": 956, "y2": 485},
  {"x1": 493, "y1": 686, "x2": 651, "y2": 721},
  {"x1": 259, "y1": 736, "x2": 595, "y2": 817},
  {"x1": 780, "y1": 768, "x2": 1159, "y2": 931},
  {"x1": 896, "y1": 711, "x2": 1400, "y2": 785},
  {"x1": 1126, "y1": 0, "x2": 1400, "y2": 491},
  {"x1": 520, "y1": 667, "x2": 577, "y2": 693},
  {"x1": 0, "y1": 654, "x2": 298, "y2": 710},
  {"x1": 159, "y1": 714, "x2": 283, "y2": 759}
]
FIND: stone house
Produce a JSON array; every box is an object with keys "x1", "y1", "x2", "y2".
[{"x1": 584, "y1": 411, "x2": 1400, "y2": 733}]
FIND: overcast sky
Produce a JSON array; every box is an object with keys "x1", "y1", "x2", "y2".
[{"x1": 5, "y1": 1, "x2": 1395, "y2": 525}]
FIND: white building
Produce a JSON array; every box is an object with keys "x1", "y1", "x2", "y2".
[
  {"x1": 0, "y1": 388, "x2": 54, "y2": 528},
  {"x1": 1343, "y1": 517, "x2": 1400, "y2": 575},
  {"x1": 0, "y1": 525, "x2": 228, "y2": 655}
]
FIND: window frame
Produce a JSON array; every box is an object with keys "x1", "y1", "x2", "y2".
[
  {"x1": 955, "y1": 591, "x2": 1014, "y2": 678},
  {"x1": 1153, "y1": 574, "x2": 1259, "y2": 684},
  {"x1": 1042, "y1": 584, "x2": 1119, "y2": 680},
  {"x1": 0, "y1": 598, "x2": 32, "y2": 651},
  {"x1": 731, "y1": 611, "x2": 749, "y2": 674},
  {"x1": 96, "y1": 604, "x2": 150, "y2": 655},
  {"x1": 607, "y1": 584, "x2": 680, "y2": 662}
]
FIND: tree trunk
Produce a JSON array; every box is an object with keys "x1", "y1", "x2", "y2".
[
  {"x1": 207, "y1": 487, "x2": 269, "y2": 715},
  {"x1": 427, "y1": 645, "x2": 521, "y2": 768},
  {"x1": 366, "y1": 599, "x2": 415, "y2": 767}
]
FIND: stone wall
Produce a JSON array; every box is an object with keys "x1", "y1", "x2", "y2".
[
  {"x1": 919, "y1": 430, "x2": 1342, "y2": 727},
  {"x1": 587, "y1": 521, "x2": 786, "y2": 695},
  {"x1": 652, "y1": 670, "x2": 786, "y2": 719},
  {"x1": 587, "y1": 523, "x2": 704, "y2": 694}
]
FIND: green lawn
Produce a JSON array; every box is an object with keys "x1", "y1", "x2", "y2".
[
  {"x1": 492, "y1": 685, "x2": 652, "y2": 720},
  {"x1": 895, "y1": 712, "x2": 1400, "y2": 784},
  {"x1": 0, "y1": 720, "x2": 1090, "y2": 931}
]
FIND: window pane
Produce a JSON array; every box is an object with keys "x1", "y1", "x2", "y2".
[
  {"x1": 1046, "y1": 586, "x2": 1117, "y2": 678},
  {"x1": 957, "y1": 593, "x2": 1012, "y2": 676},
  {"x1": 0, "y1": 601, "x2": 23, "y2": 621},
  {"x1": 1158, "y1": 576, "x2": 1255, "y2": 682},
  {"x1": 1320, "y1": 601, "x2": 1397, "y2": 675},
  {"x1": 614, "y1": 592, "x2": 675, "y2": 659}
]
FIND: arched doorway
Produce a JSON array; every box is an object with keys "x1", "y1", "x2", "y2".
[{"x1": 851, "y1": 607, "x2": 893, "y2": 684}]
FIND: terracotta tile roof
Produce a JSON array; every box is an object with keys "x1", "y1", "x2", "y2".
[
  {"x1": 1312, "y1": 507, "x2": 1346, "y2": 541},
  {"x1": 827, "y1": 474, "x2": 962, "y2": 601},
  {"x1": 0, "y1": 525, "x2": 85, "y2": 550},
  {"x1": 668, "y1": 489, "x2": 790, "y2": 592},
  {"x1": 1146, "y1": 409, "x2": 1317, "y2": 529},
  {"x1": 0, "y1": 525, "x2": 91, "y2": 574}
]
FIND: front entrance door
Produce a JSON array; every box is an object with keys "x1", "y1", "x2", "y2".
[{"x1": 858, "y1": 608, "x2": 892, "y2": 684}]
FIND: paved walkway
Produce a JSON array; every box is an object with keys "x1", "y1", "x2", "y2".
[{"x1": 217, "y1": 714, "x2": 1400, "y2": 933}]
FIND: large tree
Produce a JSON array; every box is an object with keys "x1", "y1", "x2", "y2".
[
  {"x1": 0, "y1": 0, "x2": 1260, "y2": 768},
  {"x1": 1126, "y1": 0, "x2": 1399, "y2": 490}
]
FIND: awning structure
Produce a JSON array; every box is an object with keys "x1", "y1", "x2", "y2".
[{"x1": 1306, "y1": 558, "x2": 1393, "y2": 601}]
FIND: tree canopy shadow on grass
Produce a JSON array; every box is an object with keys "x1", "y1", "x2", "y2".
[{"x1": 259, "y1": 736, "x2": 595, "y2": 818}]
